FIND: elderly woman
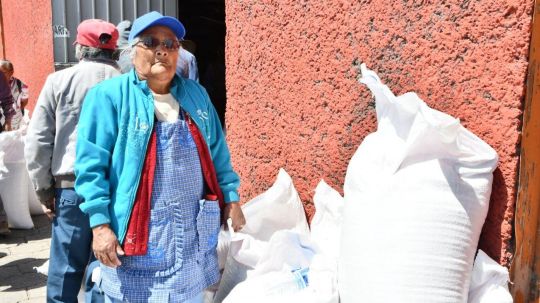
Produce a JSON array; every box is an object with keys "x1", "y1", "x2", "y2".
[{"x1": 75, "y1": 11, "x2": 245, "y2": 303}]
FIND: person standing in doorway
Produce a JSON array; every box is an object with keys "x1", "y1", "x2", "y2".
[
  {"x1": 0, "y1": 71, "x2": 14, "y2": 133},
  {"x1": 25, "y1": 19, "x2": 120, "y2": 303}
]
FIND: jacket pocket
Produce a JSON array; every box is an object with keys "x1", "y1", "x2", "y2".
[
  {"x1": 121, "y1": 205, "x2": 183, "y2": 277},
  {"x1": 196, "y1": 199, "x2": 221, "y2": 259}
]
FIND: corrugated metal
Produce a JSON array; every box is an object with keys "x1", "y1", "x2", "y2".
[{"x1": 52, "y1": 0, "x2": 177, "y2": 64}]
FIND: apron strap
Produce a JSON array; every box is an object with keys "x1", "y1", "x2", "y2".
[{"x1": 184, "y1": 111, "x2": 226, "y2": 213}]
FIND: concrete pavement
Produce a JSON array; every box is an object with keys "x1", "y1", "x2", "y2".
[{"x1": 0, "y1": 215, "x2": 50, "y2": 302}]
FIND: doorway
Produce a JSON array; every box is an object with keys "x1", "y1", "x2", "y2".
[{"x1": 178, "y1": 0, "x2": 227, "y2": 127}]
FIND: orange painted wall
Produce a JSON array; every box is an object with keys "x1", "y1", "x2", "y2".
[
  {"x1": 225, "y1": 0, "x2": 533, "y2": 264},
  {"x1": 1, "y1": 0, "x2": 54, "y2": 109}
]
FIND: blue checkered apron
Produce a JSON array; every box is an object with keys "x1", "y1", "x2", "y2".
[{"x1": 100, "y1": 112, "x2": 221, "y2": 303}]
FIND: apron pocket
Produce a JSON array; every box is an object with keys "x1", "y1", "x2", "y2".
[
  {"x1": 121, "y1": 205, "x2": 184, "y2": 277},
  {"x1": 196, "y1": 199, "x2": 221, "y2": 259}
]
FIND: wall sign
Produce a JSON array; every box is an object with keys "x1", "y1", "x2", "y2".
[{"x1": 53, "y1": 25, "x2": 70, "y2": 38}]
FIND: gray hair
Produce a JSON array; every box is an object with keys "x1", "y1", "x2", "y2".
[
  {"x1": 75, "y1": 44, "x2": 115, "y2": 61},
  {"x1": 116, "y1": 39, "x2": 138, "y2": 73}
]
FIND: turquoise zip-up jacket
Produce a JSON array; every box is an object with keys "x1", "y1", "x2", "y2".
[{"x1": 75, "y1": 69, "x2": 240, "y2": 244}]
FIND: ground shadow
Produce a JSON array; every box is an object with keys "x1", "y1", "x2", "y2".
[
  {"x1": 0, "y1": 257, "x2": 47, "y2": 291},
  {"x1": 0, "y1": 215, "x2": 51, "y2": 245}
]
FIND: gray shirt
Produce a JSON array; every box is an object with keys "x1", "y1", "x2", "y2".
[{"x1": 25, "y1": 59, "x2": 120, "y2": 202}]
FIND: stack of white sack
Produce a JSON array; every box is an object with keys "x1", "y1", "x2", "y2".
[
  {"x1": 468, "y1": 250, "x2": 513, "y2": 303},
  {"x1": 0, "y1": 112, "x2": 44, "y2": 229},
  {"x1": 212, "y1": 169, "x2": 343, "y2": 303},
  {"x1": 339, "y1": 64, "x2": 499, "y2": 303}
]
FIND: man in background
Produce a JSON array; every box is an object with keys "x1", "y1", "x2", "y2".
[{"x1": 25, "y1": 19, "x2": 120, "y2": 303}]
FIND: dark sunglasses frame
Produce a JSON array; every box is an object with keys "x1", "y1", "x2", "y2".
[{"x1": 136, "y1": 36, "x2": 181, "y2": 51}]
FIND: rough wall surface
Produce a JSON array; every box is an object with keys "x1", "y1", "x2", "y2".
[
  {"x1": 225, "y1": 0, "x2": 533, "y2": 264},
  {"x1": 2, "y1": 0, "x2": 53, "y2": 109}
]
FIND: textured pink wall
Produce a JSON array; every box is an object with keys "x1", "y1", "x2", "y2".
[
  {"x1": 225, "y1": 0, "x2": 533, "y2": 264},
  {"x1": 2, "y1": 0, "x2": 54, "y2": 109}
]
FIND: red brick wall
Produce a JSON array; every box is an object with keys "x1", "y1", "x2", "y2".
[
  {"x1": 225, "y1": 0, "x2": 534, "y2": 264},
  {"x1": 2, "y1": 0, "x2": 54, "y2": 109}
]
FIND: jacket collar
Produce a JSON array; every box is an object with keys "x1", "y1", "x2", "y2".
[
  {"x1": 128, "y1": 69, "x2": 204, "y2": 132},
  {"x1": 128, "y1": 69, "x2": 187, "y2": 102}
]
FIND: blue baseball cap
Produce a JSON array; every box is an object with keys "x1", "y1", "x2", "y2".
[{"x1": 128, "y1": 11, "x2": 186, "y2": 42}]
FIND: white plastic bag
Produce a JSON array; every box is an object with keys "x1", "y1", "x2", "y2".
[
  {"x1": 240, "y1": 168, "x2": 310, "y2": 241},
  {"x1": 241, "y1": 245, "x2": 338, "y2": 303},
  {"x1": 217, "y1": 226, "x2": 231, "y2": 271},
  {"x1": 221, "y1": 180, "x2": 342, "y2": 303},
  {"x1": 34, "y1": 259, "x2": 49, "y2": 275},
  {"x1": 339, "y1": 64, "x2": 498, "y2": 303},
  {"x1": 250, "y1": 230, "x2": 315, "y2": 276},
  {"x1": 223, "y1": 231, "x2": 315, "y2": 303},
  {"x1": 299, "y1": 254, "x2": 340, "y2": 303},
  {"x1": 223, "y1": 268, "x2": 309, "y2": 303},
  {"x1": 301, "y1": 180, "x2": 343, "y2": 303},
  {"x1": 214, "y1": 169, "x2": 310, "y2": 303},
  {"x1": 468, "y1": 250, "x2": 513, "y2": 303},
  {"x1": 311, "y1": 180, "x2": 344, "y2": 260}
]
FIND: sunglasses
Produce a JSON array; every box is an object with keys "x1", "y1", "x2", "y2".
[{"x1": 136, "y1": 36, "x2": 181, "y2": 51}]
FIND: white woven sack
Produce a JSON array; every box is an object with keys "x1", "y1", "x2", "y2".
[
  {"x1": 0, "y1": 162, "x2": 33, "y2": 229},
  {"x1": 339, "y1": 64, "x2": 498, "y2": 303},
  {"x1": 0, "y1": 124, "x2": 43, "y2": 218},
  {"x1": 27, "y1": 173, "x2": 45, "y2": 215},
  {"x1": 468, "y1": 250, "x2": 512, "y2": 303},
  {"x1": 0, "y1": 129, "x2": 25, "y2": 176}
]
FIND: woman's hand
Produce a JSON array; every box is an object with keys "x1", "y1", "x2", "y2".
[
  {"x1": 223, "y1": 202, "x2": 246, "y2": 232},
  {"x1": 92, "y1": 224, "x2": 124, "y2": 267}
]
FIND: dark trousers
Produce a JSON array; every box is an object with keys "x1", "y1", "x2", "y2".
[{"x1": 47, "y1": 188, "x2": 103, "y2": 303}]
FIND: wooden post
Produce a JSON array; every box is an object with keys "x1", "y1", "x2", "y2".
[{"x1": 511, "y1": 1, "x2": 540, "y2": 302}]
